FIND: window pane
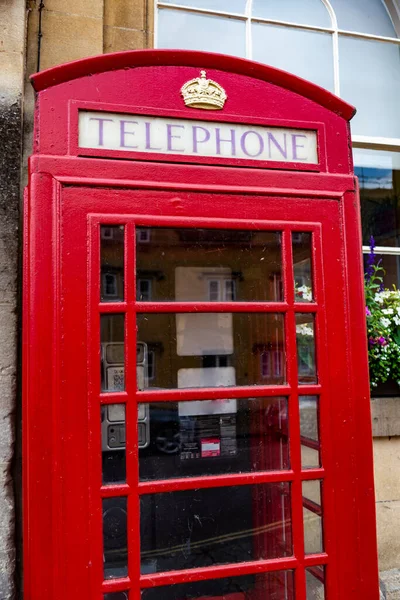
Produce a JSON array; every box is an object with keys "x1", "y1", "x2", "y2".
[
  {"x1": 158, "y1": 8, "x2": 246, "y2": 57},
  {"x1": 300, "y1": 396, "x2": 320, "y2": 468},
  {"x1": 296, "y1": 314, "x2": 317, "y2": 384},
  {"x1": 104, "y1": 594, "x2": 128, "y2": 600},
  {"x1": 293, "y1": 232, "x2": 313, "y2": 302},
  {"x1": 103, "y1": 497, "x2": 128, "y2": 579},
  {"x1": 101, "y1": 225, "x2": 124, "y2": 302},
  {"x1": 101, "y1": 315, "x2": 125, "y2": 392},
  {"x1": 252, "y1": 24, "x2": 334, "y2": 92},
  {"x1": 140, "y1": 482, "x2": 292, "y2": 573},
  {"x1": 306, "y1": 566, "x2": 325, "y2": 599},
  {"x1": 137, "y1": 313, "x2": 286, "y2": 389},
  {"x1": 139, "y1": 396, "x2": 289, "y2": 480},
  {"x1": 303, "y1": 480, "x2": 323, "y2": 554},
  {"x1": 136, "y1": 227, "x2": 283, "y2": 302},
  {"x1": 102, "y1": 404, "x2": 126, "y2": 484},
  {"x1": 363, "y1": 253, "x2": 400, "y2": 289},
  {"x1": 340, "y1": 37, "x2": 400, "y2": 137},
  {"x1": 160, "y1": 0, "x2": 246, "y2": 11},
  {"x1": 141, "y1": 571, "x2": 295, "y2": 600},
  {"x1": 330, "y1": 0, "x2": 397, "y2": 37},
  {"x1": 252, "y1": 0, "x2": 331, "y2": 27}
]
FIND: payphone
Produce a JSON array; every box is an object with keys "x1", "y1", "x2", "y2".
[{"x1": 24, "y1": 49, "x2": 379, "y2": 600}]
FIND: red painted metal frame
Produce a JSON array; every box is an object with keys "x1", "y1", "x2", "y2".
[{"x1": 24, "y1": 49, "x2": 378, "y2": 600}]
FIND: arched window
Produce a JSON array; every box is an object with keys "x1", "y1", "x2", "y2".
[{"x1": 156, "y1": 0, "x2": 400, "y2": 286}]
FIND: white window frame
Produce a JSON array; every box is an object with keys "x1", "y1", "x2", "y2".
[
  {"x1": 208, "y1": 278, "x2": 236, "y2": 301},
  {"x1": 137, "y1": 278, "x2": 153, "y2": 301},
  {"x1": 155, "y1": 0, "x2": 400, "y2": 270}
]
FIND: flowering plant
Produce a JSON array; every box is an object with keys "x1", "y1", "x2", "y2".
[{"x1": 365, "y1": 237, "x2": 400, "y2": 387}]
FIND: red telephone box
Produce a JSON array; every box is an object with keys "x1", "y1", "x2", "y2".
[{"x1": 24, "y1": 50, "x2": 379, "y2": 600}]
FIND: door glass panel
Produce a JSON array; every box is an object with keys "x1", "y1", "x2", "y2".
[
  {"x1": 137, "y1": 313, "x2": 286, "y2": 389},
  {"x1": 293, "y1": 232, "x2": 313, "y2": 302},
  {"x1": 303, "y1": 480, "x2": 324, "y2": 554},
  {"x1": 102, "y1": 404, "x2": 126, "y2": 485},
  {"x1": 141, "y1": 570, "x2": 295, "y2": 600},
  {"x1": 139, "y1": 396, "x2": 289, "y2": 480},
  {"x1": 101, "y1": 225, "x2": 124, "y2": 302},
  {"x1": 306, "y1": 566, "x2": 325, "y2": 599},
  {"x1": 300, "y1": 396, "x2": 320, "y2": 468},
  {"x1": 101, "y1": 315, "x2": 125, "y2": 392},
  {"x1": 104, "y1": 593, "x2": 129, "y2": 600},
  {"x1": 103, "y1": 497, "x2": 128, "y2": 579},
  {"x1": 296, "y1": 314, "x2": 317, "y2": 384},
  {"x1": 140, "y1": 482, "x2": 292, "y2": 573},
  {"x1": 136, "y1": 227, "x2": 283, "y2": 302}
]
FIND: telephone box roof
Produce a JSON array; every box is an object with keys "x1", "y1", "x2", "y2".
[{"x1": 30, "y1": 48, "x2": 355, "y2": 121}]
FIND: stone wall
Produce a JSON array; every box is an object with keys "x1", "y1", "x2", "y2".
[{"x1": 0, "y1": 1, "x2": 26, "y2": 598}]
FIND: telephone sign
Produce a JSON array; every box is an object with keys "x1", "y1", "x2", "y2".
[{"x1": 24, "y1": 49, "x2": 379, "y2": 600}]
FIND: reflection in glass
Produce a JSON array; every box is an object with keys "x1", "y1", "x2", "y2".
[
  {"x1": 158, "y1": 9, "x2": 246, "y2": 57},
  {"x1": 136, "y1": 227, "x2": 283, "y2": 302},
  {"x1": 340, "y1": 37, "x2": 400, "y2": 138},
  {"x1": 252, "y1": 24, "x2": 334, "y2": 92},
  {"x1": 103, "y1": 497, "x2": 128, "y2": 579},
  {"x1": 101, "y1": 225, "x2": 124, "y2": 302},
  {"x1": 306, "y1": 566, "x2": 325, "y2": 599},
  {"x1": 102, "y1": 404, "x2": 126, "y2": 485},
  {"x1": 141, "y1": 570, "x2": 295, "y2": 600},
  {"x1": 252, "y1": 0, "x2": 331, "y2": 27},
  {"x1": 300, "y1": 396, "x2": 320, "y2": 469},
  {"x1": 104, "y1": 593, "x2": 129, "y2": 600},
  {"x1": 101, "y1": 315, "x2": 125, "y2": 392},
  {"x1": 140, "y1": 482, "x2": 292, "y2": 573},
  {"x1": 139, "y1": 396, "x2": 289, "y2": 480},
  {"x1": 137, "y1": 313, "x2": 286, "y2": 389},
  {"x1": 296, "y1": 314, "x2": 317, "y2": 384},
  {"x1": 293, "y1": 232, "x2": 313, "y2": 302},
  {"x1": 330, "y1": 0, "x2": 396, "y2": 37},
  {"x1": 302, "y1": 480, "x2": 323, "y2": 554}
]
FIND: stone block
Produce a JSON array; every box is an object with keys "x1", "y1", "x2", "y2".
[
  {"x1": 43, "y1": 0, "x2": 103, "y2": 18},
  {"x1": 104, "y1": 0, "x2": 145, "y2": 30},
  {"x1": 0, "y1": 52, "x2": 24, "y2": 98},
  {"x1": 40, "y1": 11, "x2": 103, "y2": 70},
  {"x1": 104, "y1": 25, "x2": 145, "y2": 53},
  {"x1": 0, "y1": 308, "x2": 17, "y2": 378},
  {"x1": 371, "y1": 397, "x2": 400, "y2": 437},
  {"x1": 373, "y1": 437, "x2": 400, "y2": 502},
  {"x1": 376, "y1": 500, "x2": 400, "y2": 571},
  {"x1": 380, "y1": 569, "x2": 400, "y2": 600},
  {"x1": 0, "y1": 0, "x2": 26, "y2": 53}
]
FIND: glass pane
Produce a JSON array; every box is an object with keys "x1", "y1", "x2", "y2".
[
  {"x1": 252, "y1": 0, "x2": 331, "y2": 27},
  {"x1": 102, "y1": 404, "x2": 126, "y2": 485},
  {"x1": 137, "y1": 313, "x2": 286, "y2": 389},
  {"x1": 293, "y1": 232, "x2": 313, "y2": 302},
  {"x1": 140, "y1": 482, "x2": 292, "y2": 573},
  {"x1": 103, "y1": 497, "x2": 128, "y2": 579},
  {"x1": 340, "y1": 37, "x2": 400, "y2": 137},
  {"x1": 104, "y1": 593, "x2": 129, "y2": 600},
  {"x1": 303, "y1": 480, "x2": 323, "y2": 554},
  {"x1": 158, "y1": 8, "x2": 246, "y2": 57},
  {"x1": 300, "y1": 396, "x2": 320, "y2": 469},
  {"x1": 101, "y1": 225, "x2": 124, "y2": 302},
  {"x1": 101, "y1": 314, "x2": 125, "y2": 392},
  {"x1": 363, "y1": 253, "x2": 400, "y2": 289},
  {"x1": 136, "y1": 227, "x2": 283, "y2": 302},
  {"x1": 141, "y1": 570, "x2": 295, "y2": 600},
  {"x1": 139, "y1": 396, "x2": 289, "y2": 480},
  {"x1": 160, "y1": 0, "x2": 246, "y2": 11},
  {"x1": 296, "y1": 314, "x2": 317, "y2": 384},
  {"x1": 252, "y1": 24, "x2": 334, "y2": 92},
  {"x1": 306, "y1": 566, "x2": 325, "y2": 599},
  {"x1": 330, "y1": 0, "x2": 397, "y2": 37}
]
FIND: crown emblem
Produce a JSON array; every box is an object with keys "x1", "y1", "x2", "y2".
[{"x1": 181, "y1": 70, "x2": 227, "y2": 110}]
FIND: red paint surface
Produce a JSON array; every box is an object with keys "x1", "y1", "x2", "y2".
[{"x1": 24, "y1": 50, "x2": 378, "y2": 600}]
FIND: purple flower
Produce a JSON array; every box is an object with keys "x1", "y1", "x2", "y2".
[
  {"x1": 369, "y1": 337, "x2": 376, "y2": 347},
  {"x1": 365, "y1": 236, "x2": 376, "y2": 282},
  {"x1": 378, "y1": 336, "x2": 387, "y2": 346},
  {"x1": 366, "y1": 307, "x2": 371, "y2": 317}
]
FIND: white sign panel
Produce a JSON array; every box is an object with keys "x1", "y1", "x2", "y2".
[{"x1": 79, "y1": 111, "x2": 318, "y2": 164}]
